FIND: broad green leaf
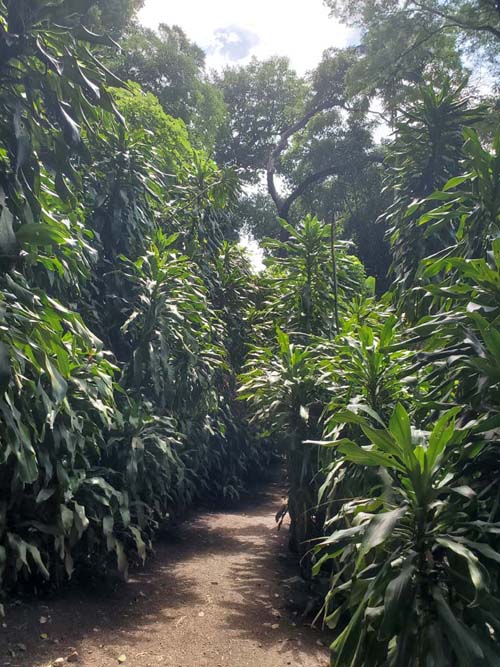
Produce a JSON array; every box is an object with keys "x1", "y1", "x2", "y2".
[
  {"x1": 389, "y1": 404, "x2": 417, "y2": 468},
  {"x1": 433, "y1": 589, "x2": 485, "y2": 665},
  {"x1": 427, "y1": 408, "x2": 461, "y2": 469},
  {"x1": 359, "y1": 507, "x2": 407, "y2": 559},
  {"x1": 44, "y1": 356, "x2": 68, "y2": 403},
  {"x1": 381, "y1": 557, "x2": 416, "y2": 635},
  {"x1": 436, "y1": 537, "x2": 486, "y2": 602},
  {"x1": 338, "y1": 441, "x2": 405, "y2": 471}
]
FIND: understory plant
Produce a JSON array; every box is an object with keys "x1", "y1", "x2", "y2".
[
  {"x1": 313, "y1": 404, "x2": 500, "y2": 666},
  {"x1": 240, "y1": 327, "x2": 324, "y2": 554},
  {"x1": 308, "y1": 114, "x2": 500, "y2": 665},
  {"x1": 240, "y1": 79, "x2": 500, "y2": 667}
]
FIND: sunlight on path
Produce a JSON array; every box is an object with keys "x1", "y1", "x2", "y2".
[{"x1": 1, "y1": 481, "x2": 328, "y2": 667}]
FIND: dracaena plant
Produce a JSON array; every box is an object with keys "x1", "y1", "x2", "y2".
[
  {"x1": 313, "y1": 306, "x2": 413, "y2": 533},
  {"x1": 210, "y1": 241, "x2": 260, "y2": 371},
  {"x1": 0, "y1": 0, "x2": 121, "y2": 276},
  {"x1": 262, "y1": 215, "x2": 366, "y2": 339},
  {"x1": 120, "y1": 230, "x2": 225, "y2": 415},
  {"x1": 239, "y1": 327, "x2": 326, "y2": 553},
  {"x1": 314, "y1": 404, "x2": 500, "y2": 667},
  {"x1": 381, "y1": 79, "x2": 485, "y2": 310},
  {"x1": 0, "y1": 0, "x2": 272, "y2": 613},
  {"x1": 416, "y1": 128, "x2": 500, "y2": 266},
  {"x1": 320, "y1": 312, "x2": 411, "y2": 421},
  {"x1": 0, "y1": 272, "x2": 141, "y2": 598},
  {"x1": 387, "y1": 130, "x2": 500, "y2": 471}
]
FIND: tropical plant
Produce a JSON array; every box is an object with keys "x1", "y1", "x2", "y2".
[
  {"x1": 0, "y1": 272, "x2": 128, "y2": 597},
  {"x1": 0, "y1": 0, "x2": 267, "y2": 611},
  {"x1": 239, "y1": 328, "x2": 325, "y2": 553},
  {"x1": 314, "y1": 404, "x2": 500, "y2": 666},
  {"x1": 382, "y1": 80, "x2": 484, "y2": 301},
  {"x1": 262, "y1": 215, "x2": 366, "y2": 338},
  {"x1": 0, "y1": 0, "x2": 120, "y2": 268},
  {"x1": 120, "y1": 230, "x2": 224, "y2": 410},
  {"x1": 308, "y1": 120, "x2": 500, "y2": 667}
]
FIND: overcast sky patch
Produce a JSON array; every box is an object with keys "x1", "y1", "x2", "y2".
[
  {"x1": 138, "y1": 0, "x2": 354, "y2": 73},
  {"x1": 209, "y1": 25, "x2": 260, "y2": 62}
]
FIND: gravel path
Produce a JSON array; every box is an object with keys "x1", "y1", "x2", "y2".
[{"x1": 1, "y1": 479, "x2": 329, "y2": 667}]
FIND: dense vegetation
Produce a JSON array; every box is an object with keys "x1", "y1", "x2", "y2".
[
  {"x1": 0, "y1": 0, "x2": 267, "y2": 608},
  {"x1": 241, "y1": 117, "x2": 500, "y2": 664},
  {"x1": 1, "y1": 1, "x2": 500, "y2": 665}
]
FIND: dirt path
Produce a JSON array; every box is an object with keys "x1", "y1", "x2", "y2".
[{"x1": 1, "y1": 478, "x2": 329, "y2": 667}]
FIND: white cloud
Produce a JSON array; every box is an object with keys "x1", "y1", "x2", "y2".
[
  {"x1": 208, "y1": 25, "x2": 260, "y2": 62},
  {"x1": 138, "y1": 0, "x2": 355, "y2": 73}
]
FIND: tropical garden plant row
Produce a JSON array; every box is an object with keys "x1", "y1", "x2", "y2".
[
  {"x1": 0, "y1": 0, "x2": 267, "y2": 610},
  {"x1": 240, "y1": 86, "x2": 500, "y2": 665},
  {"x1": 1, "y1": 2, "x2": 500, "y2": 666}
]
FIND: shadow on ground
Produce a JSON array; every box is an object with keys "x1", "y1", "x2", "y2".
[{"x1": 1, "y1": 477, "x2": 329, "y2": 667}]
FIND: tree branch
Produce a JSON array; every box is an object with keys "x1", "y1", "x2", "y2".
[
  {"x1": 266, "y1": 99, "x2": 334, "y2": 215},
  {"x1": 274, "y1": 154, "x2": 383, "y2": 221},
  {"x1": 278, "y1": 166, "x2": 341, "y2": 220},
  {"x1": 412, "y1": 1, "x2": 500, "y2": 40}
]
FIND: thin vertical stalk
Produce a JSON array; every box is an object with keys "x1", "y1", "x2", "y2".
[{"x1": 330, "y1": 218, "x2": 340, "y2": 335}]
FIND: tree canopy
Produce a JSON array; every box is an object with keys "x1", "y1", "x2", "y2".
[
  {"x1": 1, "y1": 2, "x2": 500, "y2": 664},
  {"x1": 108, "y1": 23, "x2": 226, "y2": 148}
]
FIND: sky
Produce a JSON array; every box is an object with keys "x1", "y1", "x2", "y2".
[
  {"x1": 137, "y1": 1, "x2": 357, "y2": 270},
  {"x1": 138, "y1": 0, "x2": 355, "y2": 74}
]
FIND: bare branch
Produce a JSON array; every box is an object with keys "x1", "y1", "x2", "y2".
[{"x1": 279, "y1": 166, "x2": 341, "y2": 220}]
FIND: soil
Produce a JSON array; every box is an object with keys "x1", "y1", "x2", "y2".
[{"x1": 0, "y1": 477, "x2": 330, "y2": 667}]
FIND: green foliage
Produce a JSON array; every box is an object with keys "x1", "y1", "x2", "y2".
[
  {"x1": 0, "y1": 0, "x2": 119, "y2": 270},
  {"x1": 111, "y1": 84, "x2": 194, "y2": 174},
  {"x1": 240, "y1": 328, "x2": 324, "y2": 552},
  {"x1": 315, "y1": 405, "x2": 500, "y2": 666},
  {"x1": 120, "y1": 230, "x2": 225, "y2": 410},
  {"x1": 214, "y1": 56, "x2": 307, "y2": 177},
  {"x1": 1, "y1": 3, "x2": 499, "y2": 662},
  {"x1": 262, "y1": 216, "x2": 366, "y2": 337},
  {"x1": 240, "y1": 73, "x2": 500, "y2": 665},
  {"x1": 0, "y1": 1, "x2": 266, "y2": 609},
  {"x1": 282, "y1": 114, "x2": 390, "y2": 285},
  {"x1": 322, "y1": 310, "x2": 411, "y2": 420},
  {"x1": 230, "y1": 190, "x2": 283, "y2": 240},
  {"x1": 239, "y1": 214, "x2": 369, "y2": 552},
  {"x1": 108, "y1": 23, "x2": 226, "y2": 149},
  {"x1": 324, "y1": 0, "x2": 497, "y2": 112},
  {"x1": 213, "y1": 48, "x2": 391, "y2": 288},
  {"x1": 0, "y1": 270, "x2": 124, "y2": 591},
  {"x1": 417, "y1": 127, "x2": 500, "y2": 263},
  {"x1": 311, "y1": 123, "x2": 500, "y2": 666},
  {"x1": 381, "y1": 80, "x2": 485, "y2": 301},
  {"x1": 211, "y1": 241, "x2": 260, "y2": 370},
  {"x1": 79, "y1": 0, "x2": 144, "y2": 37}
]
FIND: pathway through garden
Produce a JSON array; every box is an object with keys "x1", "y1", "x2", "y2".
[{"x1": 1, "y1": 478, "x2": 329, "y2": 667}]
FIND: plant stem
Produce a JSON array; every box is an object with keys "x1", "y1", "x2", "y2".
[{"x1": 330, "y1": 218, "x2": 340, "y2": 335}]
